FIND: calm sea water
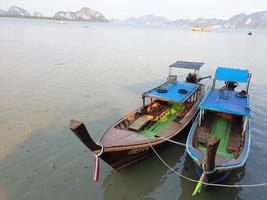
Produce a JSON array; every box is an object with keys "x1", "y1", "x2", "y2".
[{"x1": 0, "y1": 18, "x2": 267, "y2": 200}]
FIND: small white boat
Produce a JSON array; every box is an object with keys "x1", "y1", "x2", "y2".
[{"x1": 57, "y1": 21, "x2": 66, "y2": 25}]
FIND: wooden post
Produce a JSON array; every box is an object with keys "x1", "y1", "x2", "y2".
[
  {"x1": 142, "y1": 97, "x2": 145, "y2": 108},
  {"x1": 205, "y1": 135, "x2": 220, "y2": 171}
]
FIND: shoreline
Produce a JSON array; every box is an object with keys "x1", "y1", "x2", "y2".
[{"x1": 0, "y1": 15, "x2": 109, "y2": 23}]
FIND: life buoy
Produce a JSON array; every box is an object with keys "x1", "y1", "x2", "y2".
[
  {"x1": 178, "y1": 89, "x2": 188, "y2": 94},
  {"x1": 236, "y1": 90, "x2": 247, "y2": 98},
  {"x1": 157, "y1": 87, "x2": 168, "y2": 93}
]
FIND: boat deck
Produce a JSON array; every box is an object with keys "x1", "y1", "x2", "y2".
[
  {"x1": 141, "y1": 104, "x2": 185, "y2": 137},
  {"x1": 198, "y1": 117, "x2": 234, "y2": 158},
  {"x1": 100, "y1": 101, "x2": 199, "y2": 147}
]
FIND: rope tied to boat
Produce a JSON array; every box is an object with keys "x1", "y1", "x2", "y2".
[
  {"x1": 93, "y1": 144, "x2": 104, "y2": 182},
  {"x1": 155, "y1": 135, "x2": 187, "y2": 147},
  {"x1": 143, "y1": 136, "x2": 267, "y2": 188}
]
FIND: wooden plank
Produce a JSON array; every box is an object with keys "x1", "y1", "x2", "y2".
[{"x1": 128, "y1": 115, "x2": 153, "y2": 132}]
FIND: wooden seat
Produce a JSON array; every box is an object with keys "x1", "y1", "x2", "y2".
[
  {"x1": 128, "y1": 115, "x2": 153, "y2": 132},
  {"x1": 227, "y1": 134, "x2": 241, "y2": 152},
  {"x1": 227, "y1": 121, "x2": 242, "y2": 153},
  {"x1": 176, "y1": 110, "x2": 186, "y2": 119}
]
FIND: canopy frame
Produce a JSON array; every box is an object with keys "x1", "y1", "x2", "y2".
[
  {"x1": 169, "y1": 60, "x2": 204, "y2": 70},
  {"x1": 142, "y1": 81, "x2": 200, "y2": 105},
  {"x1": 168, "y1": 60, "x2": 204, "y2": 81},
  {"x1": 212, "y1": 67, "x2": 252, "y2": 93}
]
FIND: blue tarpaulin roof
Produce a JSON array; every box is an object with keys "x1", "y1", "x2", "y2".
[
  {"x1": 142, "y1": 82, "x2": 199, "y2": 103},
  {"x1": 200, "y1": 89, "x2": 250, "y2": 116},
  {"x1": 215, "y1": 67, "x2": 249, "y2": 83},
  {"x1": 169, "y1": 61, "x2": 204, "y2": 70}
]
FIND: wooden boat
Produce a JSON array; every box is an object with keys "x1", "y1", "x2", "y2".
[
  {"x1": 69, "y1": 61, "x2": 211, "y2": 173},
  {"x1": 186, "y1": 67, "x2": 252, "y2": 184}
]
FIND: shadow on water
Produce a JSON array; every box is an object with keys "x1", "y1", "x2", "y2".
[
  {"x1": 102, "y1": 140, "x2": 187, "y2": 200},
  {"x1": 101, "y1": 129, "x2": 191, "y2": 200}
]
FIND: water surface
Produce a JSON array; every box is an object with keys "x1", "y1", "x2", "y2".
[{"x1": 0, "y1": 18, "x2": 267, "y2": 200}]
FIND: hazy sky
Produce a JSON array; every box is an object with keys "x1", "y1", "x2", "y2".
[{"x1": 1, "y1": 0, "x2": 267, "y2": 20}]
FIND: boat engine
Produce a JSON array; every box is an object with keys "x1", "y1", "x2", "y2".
[
  {"x1": 225, "y1": 81, "x2": 238, "y2": 91},
  {"x1": 186, "y1": 73, "x2": 198, "y2": 83}
]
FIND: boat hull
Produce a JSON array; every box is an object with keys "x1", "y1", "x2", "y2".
[
  {"x1": 194, "y1": 162, "x2": 232, "y2": 183},
  {"x1": 100, "y1": 144, "x2": 157, "y2": 170},
  {"x1": 100, "y1": 126, "x2": 191, "y2": 171}
]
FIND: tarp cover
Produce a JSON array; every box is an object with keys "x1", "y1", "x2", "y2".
[
  {"x1": 215, "y1": 67, "x2": 249, "y2": 83},
  {"x1": 142, "y1": 82, "x2": 198, "y2": 103},
  {"x1": 200, "y1": 89, "x2": 250, "y2": 116},
  {"x1": 169, "y1": 61, "x2": 204, "y2": 70}
]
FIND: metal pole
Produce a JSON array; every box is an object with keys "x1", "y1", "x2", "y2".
[{"x1": 246, "y1": 73, "x2": 252, "y2": 93}]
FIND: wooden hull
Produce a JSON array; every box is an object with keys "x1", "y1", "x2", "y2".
[
  {"x1": 99, "y1": 124, "x2": 192, "y2": 171},
  {"x1": 100, "y1": 144, "x2": 157, "y2": 170}
]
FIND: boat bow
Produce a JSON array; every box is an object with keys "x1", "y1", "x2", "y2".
[{"x1": 69, "y1": 119, "x2": 103, "y2": 154}]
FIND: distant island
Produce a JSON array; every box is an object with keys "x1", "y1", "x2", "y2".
[
  {"x1": 1, "y1": 6, "x2": 267, "y2": 30},
  {"x1": 112, "y1": 12, "x2": 267, "y2": 30},
  {"x1": 0, "y1": 6, "x2": 109, "y2": 22}
]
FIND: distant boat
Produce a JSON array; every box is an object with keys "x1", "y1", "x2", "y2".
[
  {"x1": 248, "y1": 32, "x2": 252, "y2": 35},
  {"x1": 186, "y1": 67, "x2": 252, "y2": 185},
  {"x1": 57, "y1": 21, "x2": 66, "y2": 25},
  {"x1": 192, "y1": 27, "x2": 209, "y2": 32},
  {"x1": 69, "y1": 61, "x2": 211, "y2": 174}
]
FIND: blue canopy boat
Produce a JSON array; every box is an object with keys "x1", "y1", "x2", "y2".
[
  {"x1": 69, "y1": 61, "x2": 211, "y2": 173},
  {"x1": 186, "y1": 67, "x2": 252, "y2": 184}
]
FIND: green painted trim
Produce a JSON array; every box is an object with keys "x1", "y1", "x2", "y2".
[
  {"x1": 141, "y1": 104, "x2": 185, "y2": 137},
  {"x1": 198, "y1": 117, "x2": 234, "y2": 159}
]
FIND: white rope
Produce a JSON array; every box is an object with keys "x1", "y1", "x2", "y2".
[
  {"x1": 94, "y1": 144, "x2": 104, "y2": 157},
  {"x1": 156, "y1": 136, "x2": 187, "y2": 147},
  {"x1": 143, "y1": 136, "x2": 267, "y2": 188}
]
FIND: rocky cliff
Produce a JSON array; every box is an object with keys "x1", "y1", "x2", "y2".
[
  {"x1": 54, "y1": 7, "x2": 108, "y2": 22},
  {"x1": 1, "y1": 6, "x2": 31, "y2": 16},
  {"x1": 0, "y1": 6, "x2": 108, "y2": 22},
  {"x1": 117, "y1": 12, "x2": 267, "y2": 30}
]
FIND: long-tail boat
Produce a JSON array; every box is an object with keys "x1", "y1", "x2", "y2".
[
  {"x1": 186, "y1": 67, "x2": 252, "y2": 185},
  {"x1": 69, "y1": 61, "x2": 211, "y2": 175}
]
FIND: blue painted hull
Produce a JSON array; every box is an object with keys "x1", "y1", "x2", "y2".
[{"x1": 186, "y1": 111, "x2": 251, "y2": 184}]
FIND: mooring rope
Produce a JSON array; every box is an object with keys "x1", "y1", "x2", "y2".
[
  {"x1": 155, "y1": 136, "x2": 187, "y2": 147},
  {"x1": 143, "y1": 136, "x2": 267, "y2": 188},
  {"x1": 93, "y1": 144, "x2": 104, "y2": 182}
]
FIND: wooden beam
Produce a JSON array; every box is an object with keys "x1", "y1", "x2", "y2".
[{"x1": 206, "y1": 135, "x2": 220, "y2": 171}]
